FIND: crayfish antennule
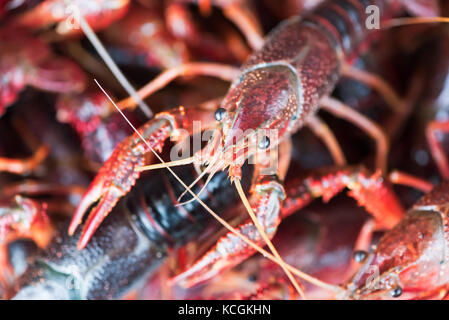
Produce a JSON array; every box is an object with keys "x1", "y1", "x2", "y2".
[
  {"x1": 136, "y1": 156, "x2": 195, "y2": 172},
  {"x1": 176, "y1": 162, "x2": 221, "y2": 206}
]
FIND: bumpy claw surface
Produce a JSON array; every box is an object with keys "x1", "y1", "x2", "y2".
[
  {"x1": 283, "y1": 166, "x2": 404, "y2": 229},
  {"x1": 69, "y1": 117, "x2": 173, "y2": 249}
]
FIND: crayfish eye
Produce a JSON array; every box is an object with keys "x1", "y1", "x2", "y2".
[
  {"x1": 353, "y1": 250, "x2": 368, "y2": 263},
  {"x1": 248, "y1": 274, "x2": 258, "y2": 282},
  {"x1": 258, "y1": 136, "x2": 270, "y2": 149},
  {"x1": 390, "y1": 286, "x2": 402, "y2": 298},
  {"x1": 214, "y1": 107, "x2": 227, "y2": 121}
]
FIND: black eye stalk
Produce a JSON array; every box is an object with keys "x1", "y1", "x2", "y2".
[
  {"x1": 248, "y1": 274, "x2": 258, "y2": 282},
  {"x1": 390, "y1": 286, "x2": 403, "y2": 298},
  {"x1": 258, "y1": 136, "x2": 270, "y2": 149},
  {"x1": 214, "y1": 108, "x2": 227, "y2": 121},
  {"x1": 353, "y1": 250, "x2": 368, "y2": 263}
]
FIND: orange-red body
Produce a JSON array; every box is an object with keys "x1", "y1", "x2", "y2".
[
  {"x1": 16, "y1": 0, "x2": 130, "y2": 35},
  {"x1": 0, "y1": 29, "x2": 85, "y2": 116},
  {"x1": 69, "y1": 0, "x2": 439, "y2": 289},
  {"x1": 345, "y1": 181, "x2": 449, "y2": 299}
]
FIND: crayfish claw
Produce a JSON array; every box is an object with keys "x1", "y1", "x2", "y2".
[
  {"x1": 68, "y1": 144, "x2": 139, "y2": 240},
  {"x1": 77, "y1": 187, "x2": 123, "y2": 249},
  {"x1": 346, "y1": 169, "x2": 404, "y2": 229},
  {"x1": 68, "y1": 179, "x2": 103, "y2": 236},
  {"x1": 69, "y1": 117, "x2": 173, "y2": 247}
]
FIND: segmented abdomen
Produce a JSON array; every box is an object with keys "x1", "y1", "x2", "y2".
[
  {"x1": 241, "y1": 0, "x2": 397, "y2": 130},
  {"x1": 128, "y1": 165, "x2": 252, "y2": 248},
  {"x1": 303, "y1": 0, "x2": 394, "y2": 56}
]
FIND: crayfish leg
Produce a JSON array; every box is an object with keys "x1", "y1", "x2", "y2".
[
  {"x1": 117, "y1": 63, "x2": 239, "y2": 111},
  {"x1": 426, "y1": 120, "x2": 449, "y2": 180},
  {"x1": 320, "y1": 97, "x2": 389, "y2": 172},
  {"x1": 171, "y1": 176, "x2": 287, "y2": 289},
  {"x1": 0, "y1": 145, "x2": 49, "y2": 175}
]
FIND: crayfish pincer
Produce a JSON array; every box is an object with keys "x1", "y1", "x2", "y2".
[{"x1": 12, "y1": 166, "x2": 249, "y2": 299}]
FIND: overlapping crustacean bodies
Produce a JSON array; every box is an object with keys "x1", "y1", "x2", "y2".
[
  {"x1": 344, "y1": 182, "x2": 449, "y2": 300},
  {"x1": 65, "y1": 0, "x2": 439, "y2": 295},
  {"x1": 343, "y1": 19, "x2": 449, "y2": 300},
  {"x1": 13, "y1": 0, "x2": 131, "y2": 35},
  {"x1": 0, "y1": 29, "x2": 85, "y2": 116},
  {"x1": 3, "y1": 0, "x2": 449, "y2": 300},
  {"x1": 12, "y1": 164, "x2": 253, "y2": 299}
]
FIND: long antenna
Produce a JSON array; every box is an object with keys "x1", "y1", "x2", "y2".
[
  {"x1": 234, "y1": 178, "x2": 305, "y2": 298},
  {"x1": 94, "y1": 79, "x2": 341, "y2": 295},
  {"x1": 76, "y1": 10, "x2": 153, "y2": 118},
  {"x1": 76, "y1": 4, "x2": 340, "y2": 295}
]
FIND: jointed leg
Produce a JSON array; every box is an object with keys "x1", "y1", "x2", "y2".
[
  {"x1": 117, "y1": 63, "x2": 240, "y2": 111},
  {"x1": 190, "y1": 0, "x2": 264, "y2": 50},
  {"x1": 307, "y1": 115, "x2": 347, "y2": 166},
  {"x1": 341, "y1": 63, "x2": 404, "y2": 114},
  {"x1": 346, "y1": 218, "x2": 376, "y2": 278},
  {"x1": 2, "y1": 180, "x2": 86, "y2": 198},
  {"x1": 389, "y1": 170, "x2": 434, "y2": 193},
  {"x1": 172, "y1": 141, "x2": 304, "y2": 296},
  {"x1": 0, "y1": 145, "x2": 49, "y2": 175},
  {"x1": 347, "y1": 169, "x2": 430, "y2": 273},
  {"x1": 352, "y1": 219, "x2": 376, "y2": 253},
  {"x1": 280, "y1": 165, "x2": 405, "y2": 279},
  {"x1": 320, "y1": 96, "x2": 389, "y2": 172},
  {"x1": 426, "y1": 120, "x2": 449, "y2": 180},
  {"x1": 222, "y1": 3, "x2": 264, "y2": 51},
  {"x1": 281, "y1": 166, "x2": 404, "y2": 229},
  {"x1": 234, "y1": 140, "x2": 303, "y2": 297},
  {"x1": 171, "y1": 175, "x2": 287, "y2": 287},
  {"x1": 172, "y1": 162, "x2": 405, "y2": 291}
]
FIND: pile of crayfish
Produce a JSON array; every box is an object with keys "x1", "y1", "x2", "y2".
[{"x1": 2, "y1": 0, "x2": 449, "y2": 300}]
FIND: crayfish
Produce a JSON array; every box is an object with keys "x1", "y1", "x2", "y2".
[{"x1": 3, "y1": 0, "x2": 449, "y2": 300}]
